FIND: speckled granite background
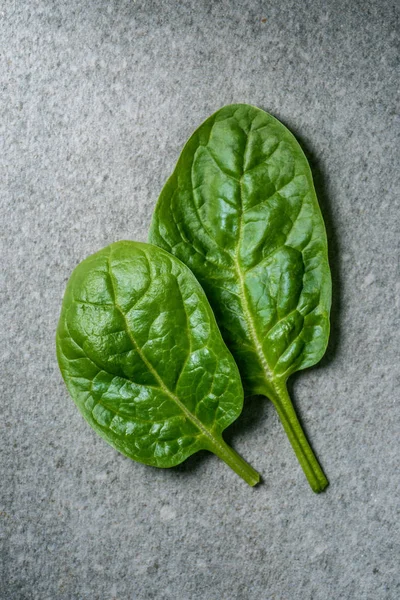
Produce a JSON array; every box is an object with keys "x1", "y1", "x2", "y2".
[{"x1": 1, "y1": 1, "x2": 399, "y2": 599}]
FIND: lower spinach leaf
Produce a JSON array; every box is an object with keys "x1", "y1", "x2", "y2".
[{"x1": 56, "y1": 241, "x2": 260, "y2": 486}]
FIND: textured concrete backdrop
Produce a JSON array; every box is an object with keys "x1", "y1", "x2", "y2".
[{"x1": 1, "y1": 1, "x2": 399, "y2": 599}]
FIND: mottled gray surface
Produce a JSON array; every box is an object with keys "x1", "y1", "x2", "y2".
[{"x1": 1, "y1": 1, "x2": 399, "y2": 599}]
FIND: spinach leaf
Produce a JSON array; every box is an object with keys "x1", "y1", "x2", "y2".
[
  {"x1": 56, "y1": 241, "x2": 259, "y2": 486},
  {"x1": 149, "y1": 104, "x2": 331, "y2": 492}
]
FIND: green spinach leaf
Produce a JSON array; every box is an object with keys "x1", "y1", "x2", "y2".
[
  {"x1": 149, "y1": 104, "x2": 331, "y2": 492},
  {"x1": 56, "y1": 241, "x2": 259, "y2": 486}
]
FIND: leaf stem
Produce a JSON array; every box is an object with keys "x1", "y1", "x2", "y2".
[
  {"x1": 211, "y1": 438, "x2": 260, "y2": 487},
  {"x1": 269, "y1": 383, "x2": 328, "y2": 493}
]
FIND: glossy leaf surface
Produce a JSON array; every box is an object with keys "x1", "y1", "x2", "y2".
[
  {"x1": 56, "y1": 241, "x2": 259, "y2": 486},
  {"x1": 149, "y1": 104, "x2": 331, "y2": 491}
]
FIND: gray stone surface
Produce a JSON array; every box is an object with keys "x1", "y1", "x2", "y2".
[{"x1": 1, "y1": 1, "x2": 399, "y2": 598}]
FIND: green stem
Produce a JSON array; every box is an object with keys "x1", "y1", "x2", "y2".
[
  {"x1": 269, "y1": 382, "x2": 328, "y2": 493},
  {"x1": 211, "y1": 437, "x2": 260, "y2": 487}
]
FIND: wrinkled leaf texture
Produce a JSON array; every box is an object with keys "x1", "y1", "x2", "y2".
[{"x1": 56, "y1": 241, "x2": 259, "y2": 486}]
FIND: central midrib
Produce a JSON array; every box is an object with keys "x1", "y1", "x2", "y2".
[
  {"x1": 235, "y1": 138, "x2": 277, "y2": 394},
  {"x1": 106, "y1": 257, "x2": 226, "y2": 454},
  {"x1": 234, "y1": 253, "x2": 275, "y2": 384}
]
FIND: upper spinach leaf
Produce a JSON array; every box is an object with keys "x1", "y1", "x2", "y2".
[
  {"x1": 56, "y1": 241, "x2": 259, "y2": 486},
  {"x1": 149, "y1": 104, "x2": 331, "y2": 492}
]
